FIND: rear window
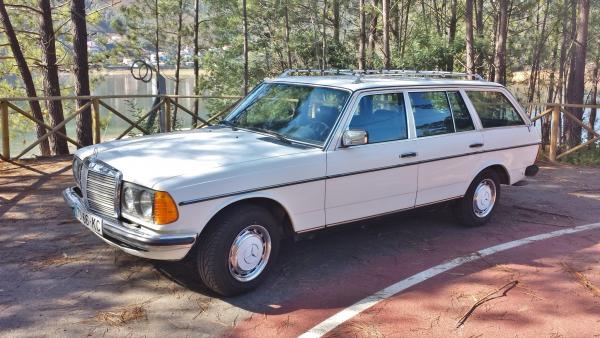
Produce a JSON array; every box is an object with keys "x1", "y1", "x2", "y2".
[
  {"x1": 467, "y1": 91, "x2": 524, "y2": 128},
  {"x1": 408, "y1": 91, "x2": 475, "y2": 137}
]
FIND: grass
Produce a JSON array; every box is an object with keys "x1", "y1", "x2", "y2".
[{"x1": 561, "y1": 146, "x2": 600, "y2": 166}]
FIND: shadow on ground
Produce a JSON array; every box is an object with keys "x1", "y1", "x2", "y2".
[{"x1": 0, "y1": 158, "x2": 599, "y2": 337}]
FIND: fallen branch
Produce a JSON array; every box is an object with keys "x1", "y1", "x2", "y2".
[
  {"x1": 456, "y1": 280, "x2": 519, "y2": 328},
  {"x1": 561, "y1": 262, "x2": 600, "y2": 297}
]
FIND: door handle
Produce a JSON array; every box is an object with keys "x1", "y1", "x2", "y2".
[
  {"x1": 469, "y1": 143, "x2": 484, "y2": 148},
  {"x1": 400, "y1": 152, "x2": 417, "y2": 158}
]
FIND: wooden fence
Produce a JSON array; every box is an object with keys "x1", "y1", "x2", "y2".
[
  {"x1": 528, "y1": 103, "x2": 600, "y2": 161},
  {"x1": 0, "y1": 96, "x2": 598, "y2": 162},
  {"x1": 0, "y1": 95, "x2": 241, "y2": 160}
]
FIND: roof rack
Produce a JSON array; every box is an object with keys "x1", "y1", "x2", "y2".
[{"x1": 278, "y1": 69, "x2": 485, "y2": 81}]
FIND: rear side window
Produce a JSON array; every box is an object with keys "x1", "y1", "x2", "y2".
[
  {"x1": 409, "y1": 92, "x2": 454, "y2": 137},
  {"x1": 348, "y1": 93, "x2": 408, "y2": 144},
  {"x1": 467, "y1": 91, "x2": 524, "y2": 128},
  {"x1": 447, "y1": 92, "x2": 474, "y2": 132},
  {"x1": 409, "y1": 91, "x2": 477, "y2": 137}
]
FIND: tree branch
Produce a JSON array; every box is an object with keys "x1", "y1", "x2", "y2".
[{"x1": 5, "y1": 4, "x2": 42, "y2": 15}]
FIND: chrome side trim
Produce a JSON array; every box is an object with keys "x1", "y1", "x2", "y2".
[
  {"x1": 179, "y1": 142, "x2": 540, "y2": 206},
  {"x1": 295, "y1": 195, "x2": 464, "y2": 233},
  {"x1": 179, "y1": 177, "x2": 325, "y2": 206}
]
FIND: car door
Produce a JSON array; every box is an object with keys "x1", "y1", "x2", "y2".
[
  {"x1": 325, "y1": 90, "x2": 419, "y2": 225},
  {"x1": 406, "y1": 90, "x2": 485, "y2": 206}
]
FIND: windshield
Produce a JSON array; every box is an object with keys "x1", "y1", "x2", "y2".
[{"x1": 225, "y1": 83, "x2": 350, "y2": 146}]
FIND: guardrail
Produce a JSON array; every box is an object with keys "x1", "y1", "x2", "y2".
[
  {"x1": 528, "y1": 103, "x2": 600, "y2": 161},
  {"x1": 0, "y1": 95, "x2": 241, "y2": 160}
]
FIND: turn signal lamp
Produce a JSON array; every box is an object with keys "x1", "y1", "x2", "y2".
[{"x1": 153, "y1": 191, "x2": 179, "y2": 224}]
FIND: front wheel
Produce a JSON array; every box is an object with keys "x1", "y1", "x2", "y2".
[
  {"x1": 196, "y1": 204, "x2": 281, "y2": 296},
  {"x1": 453, "y1": 170, "x2": 501, "y2": 227}
]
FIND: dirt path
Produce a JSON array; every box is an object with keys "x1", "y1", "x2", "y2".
[{"x1": 0, "y1": 158, "x2": 599, "y2": 337}]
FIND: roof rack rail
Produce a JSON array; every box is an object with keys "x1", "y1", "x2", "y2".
[{"x1": 278, "y1": 69, "x2": 484, "y2": 81}]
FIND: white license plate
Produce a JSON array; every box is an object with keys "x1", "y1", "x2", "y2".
[{"x1": 74, "y1": 206, "x2": 103, "y2": 236}]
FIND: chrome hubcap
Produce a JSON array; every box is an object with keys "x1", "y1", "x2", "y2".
[
  {"x1": 473, "y1": 178, "x2": 497, "y2": 218},
  {"x1": 228, "y1": 224, "x2": 271, "y2": 282}
]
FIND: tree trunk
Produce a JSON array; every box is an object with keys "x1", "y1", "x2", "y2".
[
  {"x1": 465, "y1": 0, "x2": 475, "y2": 74},
  {"x1": 192, "y1": 0, "x2": 200, "y2": 127},
  {"x1": 557, "y1": 1, "x2": 572, "y2": 105},
  {"x1": 547, "y1": 45, "x2": 558, "y2": 104},
  {"x1": 358, "y1": 0, "x2": 366, "y2": 69},
  {"x1": 394, "y1": 0, "x2": 401, "y2": 51},
  {"x1": 382, "y1": 0, "x2": 390, "y2": 69},
  {"x1": 475, "y1": 0, "x2": 483, "y2": 35},
  {"x1": 284, "y1": 1, "x2": 292, "y2": 68},
  {"x1": 527, "y1": 0, "x2": 550, "y2": 103},
  {"x1": 493, "y1": 0, "x2": 508, "y2": 85},
  {"x1": 589, "y1": 62, "x2": 598, "y2": 142},
  {"x1": 154, "y1": 0, "x2": 161, "y2": 94},
  {"x1": 565, "y1": 0, "x2": 590, "y2": 147},
  {"x1": 401, "y1": 0, "x2": 410, "y2": 58},
  {"x1": 475, "y1": 0, "x2": 483, "y2": 71},
  {"x1": 172, "y1": 0, "x2": 184, "y2": 130},
  {"x1": 431, "y1": 0, "x2": 441, "y2": 36},
  {"x1": 321, "y1": 0, "x2": 327, "y2": 70},
  {"x1": 0, "y1": 0, "x2": 50, "y2": 156},
  {"x1": 39, "y1": 0, "x2": 69, "y2": 155},
  {"x1": 242, "y1": 0, "x2": 249, "y2": 94},
  {"x1": 489, "y1": 3, "x2": 498, "y2": 81},
  {"x1": 332, "y1": 0, "x2": 340, "y2": 45},
  {"x1": 368, "y1": 0, "x2": 379, "y2": 67},
  {"x1": 71, "y1": 0, "x2": 92, "y2": 147},
  {"x1": 447, "y1": 0, "x2": 457, "y2": 71}
]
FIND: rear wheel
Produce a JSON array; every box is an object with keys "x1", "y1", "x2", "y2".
[
  {"x1": 196, "y1": 204, "x2": 281, "y2": 296},
  {"x1": 454, "y1": 170, "x2": 501, "y2": 227}
]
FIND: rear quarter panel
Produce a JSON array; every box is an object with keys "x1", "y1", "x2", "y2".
[{"x1": 462, "y1": 87, "x2": 540, "y2": 185}]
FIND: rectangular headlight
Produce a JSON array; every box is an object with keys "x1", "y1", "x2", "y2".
[
  {"x1": 72, "y1": 157, "x2": 83, "y2": 186},
  {"x1": 121, "y1": 182, "x2": 178, "y2": 225}
]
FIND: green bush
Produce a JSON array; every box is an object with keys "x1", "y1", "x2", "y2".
[{"x1": 561, "y1": 146, "x2": 600, "y2": 166}]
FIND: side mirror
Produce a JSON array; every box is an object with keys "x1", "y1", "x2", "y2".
[{"x1": 341, "y1": 129, "x2": 368, "y2": 147}]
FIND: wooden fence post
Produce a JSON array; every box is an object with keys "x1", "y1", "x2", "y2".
[
  {"x1": 92, "y1": 98, "x2": 101, "y2": 144},
  {"x1": 1, "y1": 100, "x2": 9, "y2": 158},
  {"x1": 165, "y1": 97, "x2": 171, "y2": 132},
  {"x1": 549, "y1": 105, "x2": 560, "y2": 162}
]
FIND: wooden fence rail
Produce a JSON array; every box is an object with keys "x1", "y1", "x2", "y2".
[
  {"x1": 0, "y1": 94, "x2": 241, "y2": 160},
  {"x1": 1, "y1": 96, "x2": 598, "y2": 162},
  {"x1": 528, "y1": 103, "x2": 600, "y2": 161}
]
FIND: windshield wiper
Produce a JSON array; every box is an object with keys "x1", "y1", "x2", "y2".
[
  {"x1": 218, "y1": 120, "x2": 238, "y2": 131},
  {"x1": 246, "y1": 127, "x2": 293, "y2": 145}
]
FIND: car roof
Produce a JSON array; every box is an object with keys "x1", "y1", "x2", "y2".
[{"x1": 267, "y1": 76, "x2": 505, "y2": 92}]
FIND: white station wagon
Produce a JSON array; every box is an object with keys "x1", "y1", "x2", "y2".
[{"x1": 64, "y1": 70, "x2": 540, "y2": 296}]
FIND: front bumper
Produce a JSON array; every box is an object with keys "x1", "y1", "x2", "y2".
[{"x1": 63, "y1": 187, "x2": 197, "y2": 260}]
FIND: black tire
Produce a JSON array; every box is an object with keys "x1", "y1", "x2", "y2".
[
  {"x1": 453, "y1": 170, "x2": 501, "y2": 227},
  {"x1": 196, "y1": 204, "x2": 281, "y2": 297}
]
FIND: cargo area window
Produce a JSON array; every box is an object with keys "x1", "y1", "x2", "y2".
[{"x1": 467, "y1": 91, "x2": 524, "y2": 128}]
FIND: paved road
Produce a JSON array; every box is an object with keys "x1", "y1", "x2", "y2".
[{"x1": 0, "y1": 158, "x2": 599, "y2": 337}]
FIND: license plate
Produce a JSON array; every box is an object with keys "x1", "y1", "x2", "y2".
[{"x1": 74, "y1": 206, "x2": 103, "y2": 236}]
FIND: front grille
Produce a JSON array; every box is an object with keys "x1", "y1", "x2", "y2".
[{"x1": 84, "y1": 160, "x2": 120, "y2": 218}]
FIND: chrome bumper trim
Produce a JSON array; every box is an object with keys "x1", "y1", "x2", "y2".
[{"x1": 63, "y1": 187, "x2": 196, "y2": 258}]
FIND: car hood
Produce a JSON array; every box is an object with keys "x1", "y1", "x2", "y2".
[{"x1": 75, "y1": 127, "x2": 316, "y2": 189}]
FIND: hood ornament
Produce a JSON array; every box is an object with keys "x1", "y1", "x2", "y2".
[{"x1": 91, "y1": 147, "x2": 98, "y2": 161}]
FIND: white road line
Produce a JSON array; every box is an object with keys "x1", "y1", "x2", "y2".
[{"x1": 299, "y1": 222, "x2": 600, "y2": 338}]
